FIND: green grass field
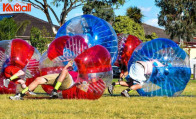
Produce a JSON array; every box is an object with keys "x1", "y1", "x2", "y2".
[{"x1": 0, "y1": 80, "x2": 195, "y2": 119}]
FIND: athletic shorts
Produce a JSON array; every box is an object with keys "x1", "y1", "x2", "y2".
[
  {"x1": 125, "y1": 75, "x2": 145, "y2": 86},
  {"x1": 128, "y1": 62, "x2": 147, "y2": 86},
  {"x1": 42, "y1": 73, "x2": 74, "y2": 90}
]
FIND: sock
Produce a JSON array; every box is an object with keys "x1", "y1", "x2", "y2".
[
  {"x1": 112, "y1": 82, "x2": 116, "y2": 86},
  {"x1": 21, "y1": 87, "x2": 29, "y2": 96},
  {"x1": 54, "y1": 81, "x2": 62, "y2": 90},
  {"x1": 53, "y1": 89, "x2": 57, "y2": 92},
  {"x1": 10, "y1": 75, "x2": 18, "y2": 81}
]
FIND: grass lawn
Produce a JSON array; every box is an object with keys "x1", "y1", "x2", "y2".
[{"x1": 0, "y1": 80, "x2": 195, "y2": 119}]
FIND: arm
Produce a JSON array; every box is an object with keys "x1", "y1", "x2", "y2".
[{"x1": 120, "y1": 71, "x2": 128, "y2": 79}]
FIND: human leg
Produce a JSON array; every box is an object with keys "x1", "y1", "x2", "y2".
[
  {"x1": 54, "y1": 67, "x2": 69, "y2": 90},
  {"x1": 108, "y1": 81, "x2": 129, "y2": 95},
  {"x1": 52, "y1": 61, "x2": 73, "y2": 91},
  {"x1": 130, "y1": 84, "x2": 142, "y2": 90},
  {"x1": 3, "y1": 70, "x2": 25, "y2": 88},
  {"x1": 121, "y1": 84, "x2": 142, "y2": 97},
  {"x1": 120, "y1": 79, "x2": 135, "y2": 97},
  {"x1": 16, "y1": 79, "x2": 37, "y2": 95},
  {"x1": 17, "y1": 79, "x2": 27, "y2": 89},
  {"x1": 9, "y1": 77, "x2": 47, "y2": 100},
  {"x1": 108, "y1": 79, "x2": 133, "y2": 96},
  {"x1": 50, "y1": 68, "x2": 71, "y2": 98}
]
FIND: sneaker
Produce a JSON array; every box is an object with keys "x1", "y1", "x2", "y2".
[
  {"x1": 50, "y1": 90, "x2": 58, "y2": 98},
  {"x1": 28, "y1": 91, "x2": 37, "y2": 96},
  {"x1": 9, "y1": 93, "x2": 23, "y2": 100},
  {"x1": 108, "y1": 84, "x2": 114, "y2": 95},
  {"x1": 3, "y1": 79, "x2": 10, "y2": 88},
  {"x1": 121, "y1": 90, "x2": 130, "y2": 97}
]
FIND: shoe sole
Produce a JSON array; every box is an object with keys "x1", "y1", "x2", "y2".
[
  {"x1": 9, "y1": 97, "x2": 24, "y2": 100},
  {"x1": 108, "y1": 88, "x2": 113, "y2": 95},
  {"x1": 3, "y1": 80, "x2": 9, "y2": 88},
  {"x1": 121, "y1": 92, "x2": 130, "y2": 97}
]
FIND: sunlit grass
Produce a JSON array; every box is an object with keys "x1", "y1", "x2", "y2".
[{"x1": 0, "y1": 80, "x2": 195, "y2": 119}]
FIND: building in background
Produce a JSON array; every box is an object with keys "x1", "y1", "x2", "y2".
[
  {"x1": 1, "y1": 13, "x2": 196, "y2": 73},
  {"x1": 0, "y1": 13, "x2": 59, "y2": 40}
]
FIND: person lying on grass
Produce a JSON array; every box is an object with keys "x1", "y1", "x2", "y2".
[
  {"x1": 9, "y1": 60, "x2": 74, "y2": 100},
  {"x1": 108, "y1": 60, "x2": 164, "y2": 97},
  {"x1": 10, "y1": 60, "x2": 105, "y2": 100}
]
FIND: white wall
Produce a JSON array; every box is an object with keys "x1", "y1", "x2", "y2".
[{"x1": 189, "y1": 48, "x2": 196, "y2": 74}]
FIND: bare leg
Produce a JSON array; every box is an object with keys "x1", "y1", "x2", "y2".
[
  {"x1": 116, "y1": 81, "x2": 128, "y2": 86},
  {"x1": 28, "y1": 77, "x2": 47, "y2": 91},
  {"x1": 17, "y1": 79, "x2": 27, "y2": 89},
  {"x1": 115, "y1": 81, "x2": 132, "y2": 87},
  {"x1": 14, "y1": 70, "x2": 25, "y2": 77},
  {"x1": 4, "y1": 70, "x2": 26, "y2": 88},
  {"x1": 15, "y1": 84, "x2": 22, "y2": 94},
  {"x1": 130, "y1": 84, "x2": 142, "y2": 90},
  {"x1": 57, "y1": 67, "x2": 69, "y2": 83}
]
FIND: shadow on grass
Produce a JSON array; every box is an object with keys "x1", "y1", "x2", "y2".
[
  {"x1": 103, "y1": 94, "x2": 196, "y2": 98},
  {"x1": 34, "y1": 93, "x2": 49, "y2": 95},
  {"x1": 24, "y1": 93, "x2": 64, "y2": 100},
  {"x1": 25, "y1": 96, "x2": 53, "y2": 99},
  {"x1": 24, "y1": 92, "x2": 54, "y2": 100},
  {"x1": 178, "y1": 95, "x2": 196, "y2": 97},
  {"x1": 102, "y1": 94, "x2": 140, "y2": 97}
]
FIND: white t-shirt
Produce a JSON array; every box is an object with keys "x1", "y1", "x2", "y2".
[{"x1": 129, "y1": 62, "x2": 146, "y2": 85}]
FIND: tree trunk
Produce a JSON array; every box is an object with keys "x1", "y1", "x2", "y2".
[
  {"x1": 44, "y1": 10, "x2": 57, "y2": 34},
  {"x1": 43, "y1": 0, "x2": 57, "y2": 35},
  {"x1": 60, "y1": 0, "x2": 69, "y2": 26}
]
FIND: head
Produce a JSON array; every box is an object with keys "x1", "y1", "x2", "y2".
[
  {"x1": 129, "y1": 62, "x2": 146, "y2": 82},
  {"x1": 88, "y1": 73, "x2": 98, "y2": 82},
  {"x1": 120, "y1": 64, "x2": 127, "y2": 73}
]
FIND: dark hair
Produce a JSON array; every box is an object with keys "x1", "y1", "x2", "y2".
[{"x1": 120, "y1": 64, "x2": 127, "y2": 72}]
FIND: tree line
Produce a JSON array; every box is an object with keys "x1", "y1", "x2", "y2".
[{"x1": 0, "y1": 0, "x2": 195, "y2": 53}]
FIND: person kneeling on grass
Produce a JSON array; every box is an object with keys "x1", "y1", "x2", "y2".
[
  {"x1": 9, "y1": 61, "x2": 74, "y2": 100},
  {"x1": 108, "y1": 60, "x2": 164, "y2": 97}
]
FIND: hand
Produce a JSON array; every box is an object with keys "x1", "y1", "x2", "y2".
[
  {"x1": 120, "y1": 73, "x2": 125, "y2": 79},
  {"x1": 67, "y1": 60, "x2": 73, "y2": 67}
]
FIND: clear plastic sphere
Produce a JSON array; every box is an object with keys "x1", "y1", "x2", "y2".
[
  {"x1": 40, "y1": 36, "x2": 112, "y2": 99},
  {"x1": 128, "y1": 38, "x2": 191, "y2": 96},
  {"x1": 56, "y1": 14, "x2": 118, "y2": 65},
  {"x1": 0, "y1": 39, "x2": 41, "y2": 94},
  {"x1": 114, "y1": 34, "x2": 142, "y2": 69}
]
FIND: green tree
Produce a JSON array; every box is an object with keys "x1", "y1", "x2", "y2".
[
  {"x1": 155, "y1": 0, "x2": 196, "y2": 42},
  {"x1": 113, "y1": 16, "x2": 146, "y2": 41},
  {"x1": 145, "y1": 32, "x2": 158, "y2": 41},
  {"x1": 30, "y1": 27, "x2": 50, "y2": 54},
  {"x1": 82, "y1": 1, "x2": 115, "y2": 22},
  {"x1": 7, "y1": 0, "x2": 125, "y2": 34},
  {"x1": 0, "y1": 18, "x2": 17, "y2": 40},
  {"x1": 0, "y1": 18, "x2": 30, "y2": 40},
  {"x1": 126, "y1": 6, "x2": 143, "y2": 23}
]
